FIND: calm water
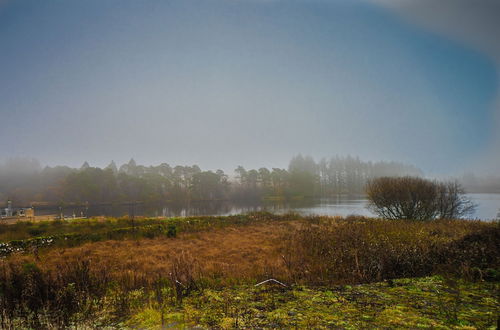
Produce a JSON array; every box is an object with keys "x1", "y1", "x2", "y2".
[{"x1": 45, "y1": 193, "x2": 500, "y2": 221}]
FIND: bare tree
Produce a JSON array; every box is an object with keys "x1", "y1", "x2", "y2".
[
  {"x1": 435, "y1": 181, "x2": 476, "y2": 219},
  {"x1": 366, "y1": 177, "x2": 476, "y2": 220}
]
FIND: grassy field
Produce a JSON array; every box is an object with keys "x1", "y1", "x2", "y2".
[
  {"x1": 0, "y1": 217, "x2": 175, "y2": 242},
  {"x1": 0, "y1": 213, "x2": 498, "y2": 328}
]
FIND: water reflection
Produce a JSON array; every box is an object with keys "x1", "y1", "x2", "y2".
[{"x1": 34, "y1": 194, "x2": 499, "y2": 220}]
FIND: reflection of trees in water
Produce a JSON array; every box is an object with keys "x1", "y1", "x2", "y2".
[
  {"x1": 159, "y1": 200, "x2": 264, "y2": 217},
  {"x1": 35, "y1": 198, "x2": 370, "y2": 218},
  {"x1": 23, "y1": 195, "x2": 499, "y2": 220},
  {"x1": 51, "y1": 201, "x2": 266, "y2": 218}
]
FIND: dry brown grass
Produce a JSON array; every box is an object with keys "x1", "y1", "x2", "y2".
[
  {"x1": 282, "y1": 217, "x2": 499, "y2": 285},
  {"x1": 1, "y1": 219, "x2": 298, "y2": 327},
  {"x1": 5, "y1": 217, "x2": 498, "y2": 289},
  {"x1": 19, "y1": 220, "x2": 296, "y2": 287},
  {"x1": 1, "y1": 215, "x2": 498, "y2": 328}
]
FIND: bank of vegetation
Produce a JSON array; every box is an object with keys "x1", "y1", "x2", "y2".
[{"x1": 0, "y1": 213, "x2": 498, "y2": 328}]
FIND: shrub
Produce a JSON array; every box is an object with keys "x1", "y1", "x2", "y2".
[
  {"x1": 434, "y1": 181, "x2": 477, "y2": 219},
  {"x1": 366, "y1": 176, "x2": 476, "y2": 220},
  {"x1": 27, "y1": 228, "x2": 45, "y2": 237},
  {"x1": 166, "y1": 224, "x2": 177, "y2": 238}
]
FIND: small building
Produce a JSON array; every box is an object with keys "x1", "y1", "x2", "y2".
[{"x1": 0, "y1": 200, "x2": 34, "y2": 219}]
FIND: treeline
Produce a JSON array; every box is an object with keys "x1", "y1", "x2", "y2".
[
  {"x1": 0, "y1": 156, "x2": 422, "y2": 205},
  {"x1": 233, "y1": 155, "x2": 422, "y2": 199}
]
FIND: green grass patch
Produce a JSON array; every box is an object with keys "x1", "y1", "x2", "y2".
[{"x1": 127, "y1": 276, "x2": 499, "y2": 329}]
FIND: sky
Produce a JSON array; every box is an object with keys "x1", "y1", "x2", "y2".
[{"x1": 0, "y1": 0, "x2": 498, "y2": 175}]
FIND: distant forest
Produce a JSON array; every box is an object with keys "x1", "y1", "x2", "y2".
[{"x1": 0, "y1": 155, "x2": 426, "y2": 206}]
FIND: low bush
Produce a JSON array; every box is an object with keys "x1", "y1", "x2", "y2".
[{"x1": 366, "y1": 176, "x2": 476, "y2": 220}]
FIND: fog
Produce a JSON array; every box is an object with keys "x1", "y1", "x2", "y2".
[
  {"x1": 0, "y1": 0, "x2": 498, "y2": 176},
  {"x1": 368, "y1": 0, "x2": 500, "y2": 175}
]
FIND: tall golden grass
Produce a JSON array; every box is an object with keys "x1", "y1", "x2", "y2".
[{"x1": 282, "y1": 216, "x2": 499, "y2": 285}]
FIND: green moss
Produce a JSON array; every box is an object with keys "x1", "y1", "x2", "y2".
[
  {"x1": 127, "y1": 276, "x2": 499, "y2": 329},
  {"x1": 127, "y1": 308, "x2": 162, "y2": 329}
]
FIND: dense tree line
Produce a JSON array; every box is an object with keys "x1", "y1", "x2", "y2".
[
  {"x1": 233, "y1": 155, "x2": 422, "y2": 200},
  {"x1": 0, "y1": 156, "x2": 421, "y2": 206}
]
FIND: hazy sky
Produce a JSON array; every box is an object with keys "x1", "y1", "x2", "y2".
[{"x1": 0, "y1": 0, "x2": 498, "y2": 174}]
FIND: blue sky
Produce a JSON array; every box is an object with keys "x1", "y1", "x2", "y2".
[{"x1": 0, "y1": 0, "x2": 497, "y2": 174}]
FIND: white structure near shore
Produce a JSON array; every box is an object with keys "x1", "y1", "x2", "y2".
[{"x1": 0, "y1": 200, "x2": 34, "y2": 219}]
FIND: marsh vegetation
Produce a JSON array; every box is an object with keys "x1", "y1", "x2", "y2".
[{"x1": 0, "y1": 213, "x2": 498, "y2": 328}]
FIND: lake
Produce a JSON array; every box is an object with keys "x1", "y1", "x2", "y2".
[{"x1": 45, "y1": 193, "x2": 500, "y2": 221}]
